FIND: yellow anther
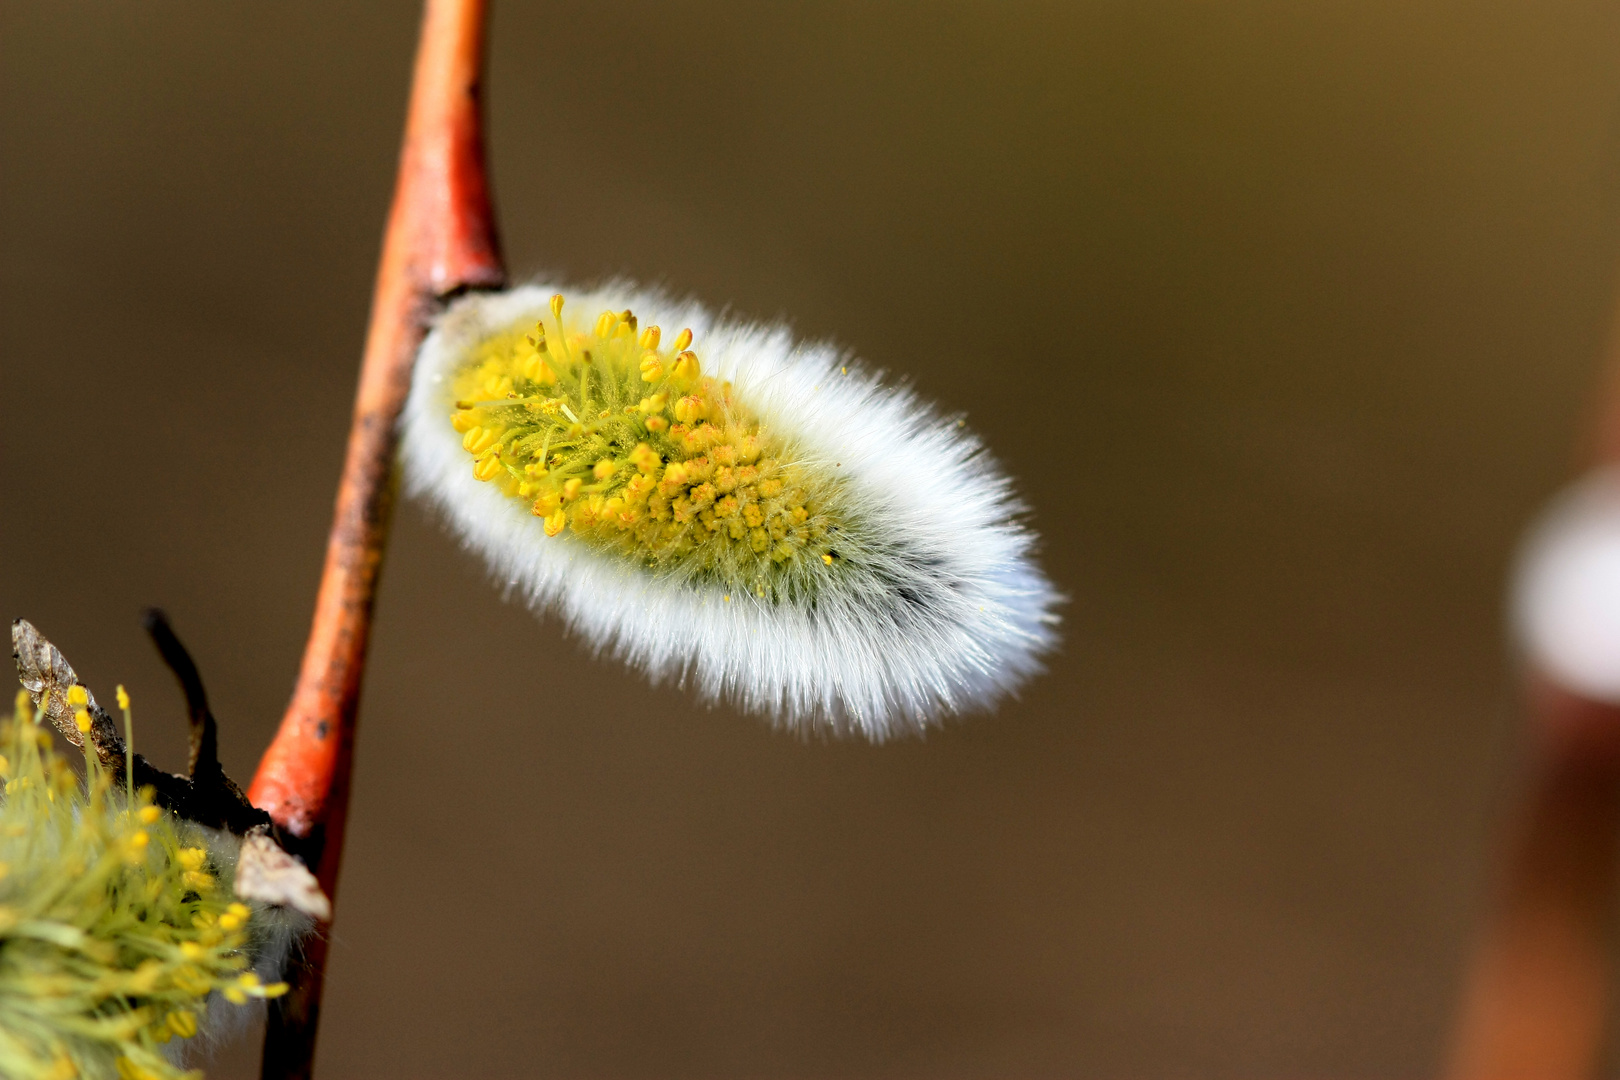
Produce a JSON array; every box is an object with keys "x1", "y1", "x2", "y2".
[
  {"x1": 126, "y1": 958, "x2": 162, "y2": 994},
  {"x1": 629, "y1": 443, "x2": 660, "y2": 473},
  {"x1": 223, "y1": 986, "x2": 247, "y2": 1005},
  {"x1": 179, "y1": 940, "x2": 205, "y2": 960},
  {"x1": 262, "y1": 981, "x2": 291, "y2": 999},
  {"x1": 451, "y1": 410, "x2": 480, "y2": 433},
  {"x1": 614, "y1": 321, "x2": 635, "y2": 339},
  {"x1": 672, "y1": 395, "x2": 706, "y2": 424},
  {"x1": 544, "y1": 508, "x2": 567, "y2": 536},
  {"x1": 138, "y1": 805, "x2": 161, "y2": 824},
  {"x1": 562, "y1": 478, "x2": 582, "y2": 501},
  {"x1": 531, "y1": 491, "x2": 561, "y2": 517},
  {"x1": 823, "y1": 554, "x2": 834, "y2": 565},
  {"x1": 593, "y1": 459, "x2": 618, "y2": 481},
  {"x1": 172, "y1": 963, "x2": 211, "y2": 995},
  {"x1": 239, "y1": 971, "x2": 263, "y2": 988},
  {"x1": 183, "y1": 870, "x2": 214, "y2": 890},
  {"x1": 645, "y1": 415, "x2": 668, "y2": 433},
  {"x1": 74, "y1": 708, "x2": 92, "y2": 734},
  {"x1": 118, "y1": 1057, "x2": 156, "y2": 1080},
  {"x1": 116, "y1": 685, "x2": 130, "y2": 711},
  {"x1": 219, "y1": 911, "x2": 244, "y2": 930},
  {"x1": 672, "y1": 351, "x2": 701, "y2": 384},
  {"x1": 229, "y1": 901, "x2": 251, "y2": 918},
  {"x1": 473, "y1": 454, "x2": 504, "y2": 482},
  {"x1": 594, "y1": 311, "x2": 616, "y2": 338},
  {"x1": 67, "y1": 684, "x2": 88, "y2": 707},
  {"x1": 176, "y1": 847, "x2": 207, "y2": 871},
  {"x1": 673, "y1": 328, "x2": 693, "y2": 352},
  {"x1": 550, "y1": 293, "x2": 565, "y2": 320},
  {"x1": 463, "y1": 426, "x2": 501, "y2": 455},
  {"x1": 662, "y1": 462, "x2": 689, "y2": 488},
  {"x1": 639, "y1": 325, "x2": 662, "y2": 350},
  {"x1": 639, "y1": 353, "x2": 664, "y2": 382},
  {"x1": 167, "y1": 1009, "x2": 199, "y2": 1039}
]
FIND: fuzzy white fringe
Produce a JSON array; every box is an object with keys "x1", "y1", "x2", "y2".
[{"x1": 401, "y1": 283, "x2": 1061, "y2": 737}]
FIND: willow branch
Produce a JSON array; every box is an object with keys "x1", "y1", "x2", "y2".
[
  {"x1": 250, "y1": 0, "x2": 503, "y2": 1074},
  {"x1": 1444, "y1": 307, "x2": 1620, "y2": 1079}
]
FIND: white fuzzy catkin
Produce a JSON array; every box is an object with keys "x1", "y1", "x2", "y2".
[
  {"x1": 1513, "y1": 466, "x2": 1620, "y2": 704},
  {"x1": 401, "y1": 283, "x2": 1060, "y2": 737}
]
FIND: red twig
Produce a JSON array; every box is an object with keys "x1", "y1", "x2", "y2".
[
  {"x1": 1444, "y1": 328, "x2": 1620, "y2": 1077},
  {"x1": 249, "y1": 0, "x2": 502, "y2": 1074},
  {"x1": 1444, "y1": 683, "x2": 1620, "y2": 1080}
]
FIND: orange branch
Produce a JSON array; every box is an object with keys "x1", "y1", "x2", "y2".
[
  {"x1": 250, "y1": 0, "x2": 502, "y2": 1074},
  {"x1": 1444, "y1": 304, "x2": 1620, "y2": 1078},
  {"x1": 1445, "y1": 681, "x2": 1620, "y2": 1080}
]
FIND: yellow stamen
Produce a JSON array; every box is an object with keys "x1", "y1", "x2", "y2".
[
  {"x1": 673, "y1": 395, "x2": 707, "y2": 424},
  {"x1": 672, "y1": 350, "x2": 700, "y2": 385},
  {"x1": 446, "y1": 293, "x2": 843, "y2": 593}
]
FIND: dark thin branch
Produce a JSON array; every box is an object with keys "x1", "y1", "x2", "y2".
[{"x1": 142, "y1": 607, "x2": 219, "y2": 779}]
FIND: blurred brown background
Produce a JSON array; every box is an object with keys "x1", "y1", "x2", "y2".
[{"x1": 5, "y1": 1, "x2": 1620, "y2": 1076}]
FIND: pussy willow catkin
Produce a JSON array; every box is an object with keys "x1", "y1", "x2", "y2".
[
  {"x1": 402, "y1": 284, "x2": 1060, "y2": 736},
  {"x1": 0, "y1": 689, "x2": 290, "y2": 1080}
]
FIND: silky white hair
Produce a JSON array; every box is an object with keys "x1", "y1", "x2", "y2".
[{"x1": 401, "y1": 282, "x2": 1061, "y2": 738}]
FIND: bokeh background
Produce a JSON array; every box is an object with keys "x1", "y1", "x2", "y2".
[{"x1": 5, "y1": 1, "x2": 1620, "y2": 1075}]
